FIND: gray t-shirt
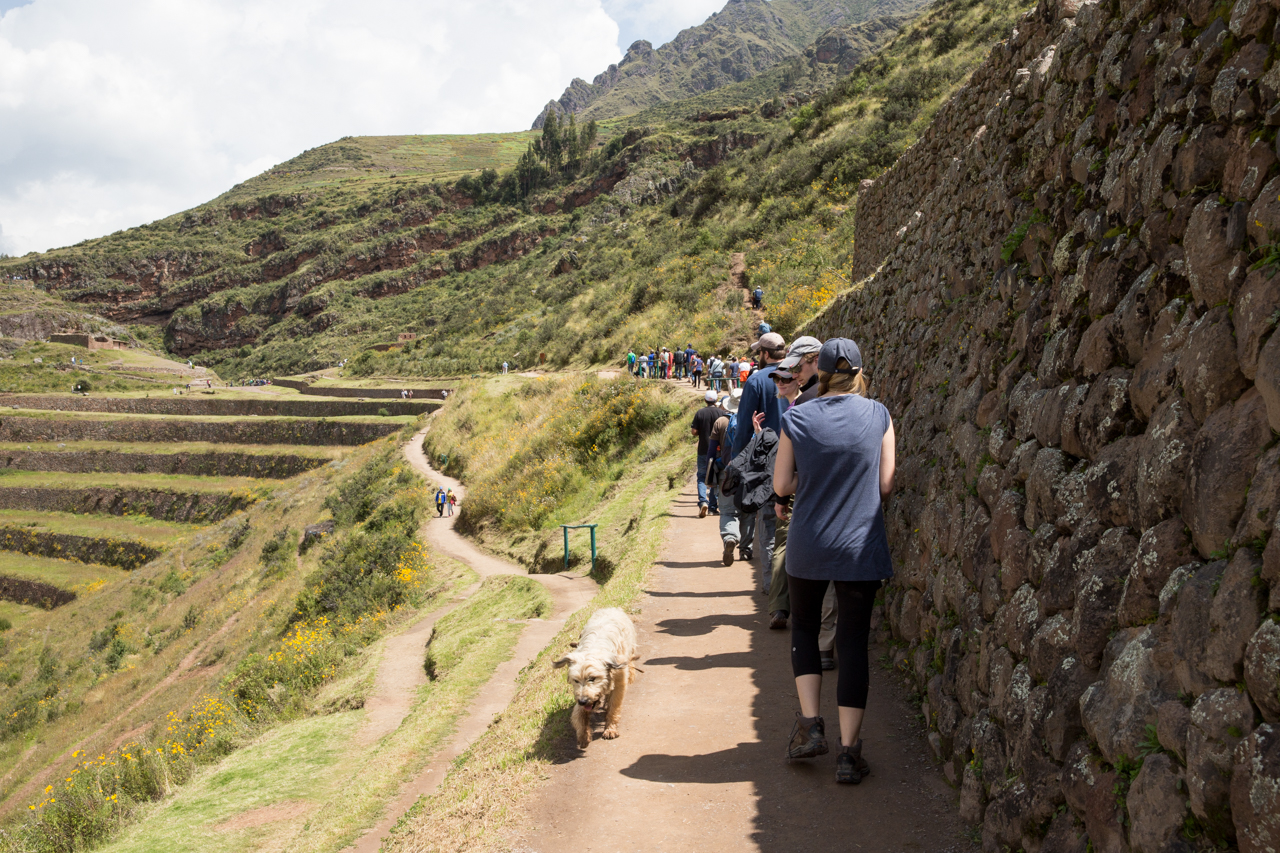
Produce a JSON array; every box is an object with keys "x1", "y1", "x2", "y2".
[{"x1": 780, "y1": 394, "x2": 893, "y2": 582}]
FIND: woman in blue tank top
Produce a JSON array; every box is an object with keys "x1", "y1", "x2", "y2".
[{"x1": 772, "y1": 337, "x2": 896, "y2": 784}]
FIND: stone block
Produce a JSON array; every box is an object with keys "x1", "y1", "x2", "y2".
[
  {"x1": 1185, "y1": 196, "x2": 1244, "y2": 307},
  {"x1": 1117, "y1": 519, "x2": 1195, "y2": 628},
  {"x1": 1188, "y1": 688, "x2": 1255, "y2": 839},
  {"x1": 1183, "y1": 390, "x2": 1272, "y2": 558},
  {"x1": 1072, "y1": 528, "x2": 1140, "y2": 669},
  {"x1": 1134, "y1": 396, "x2": 1198, "y2": 531},
  {"x1": 1205, "y1": 548, "x2": 1266, "y2": 683},
  {"x1": 1075, "y1": 314, "x2": 1122, "y2": 378},
  {"x1": 1244, "y1": 619, "x2": 1280, "y2": 724},
  {"x1": 1231, "y1": 724, "x2": 1280, "y2": 853},
  {"x1": 1082, "y1": 626, "x2": 1175, "y2": 764},
  {"x1": 1127, "y1": 754, "x2": 1192, "y2": 853},
  {"x1": 1257, "y1": 332, "x2": 1280, "y2": 433},
  {"x1": 1176, "y1": 306, "x2": 1250, "y2": 424},
  {"x1": 1046, "y1": 655, "x2": 1097, "y2": 761},
  {"x1": 1062, "y1": 741, "x2": 1130, "y2": 853},
  {"x1": 1171, "y1": 560, "x2": 1229, "y2": 696},
  {"x1": 1026, "y1": 447, "x2": 1070, "y2": 531},
  {"x1": 1234, "y1": 445, "x2": 1280, "y2": 547},
  {"x1": 1233, "y1": 269, "x2": 1280, "y2": 380},
  {"x1": 1156, "y1": 700, "x2": 1191, "y2": 764},
  {"x1": 1083, "y1": 437, "x2": 1138, "y2": 529},
  {"x1": 1076, "y1": 369, "x2": 1135, "y2": 459}
]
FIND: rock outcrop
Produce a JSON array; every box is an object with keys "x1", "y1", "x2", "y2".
[{"x1": 806, "y1": 0, "x2": 1280, "y2": 848}]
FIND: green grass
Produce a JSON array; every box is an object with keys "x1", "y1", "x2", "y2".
[
  {"x1": 0, "y1": 440, "x2": 343, "y2": 459},
  {"x1": 0, "y1": 551, "x2": 125, "y2": 591},
  {"x1": 0, "y1": 408, "x2": 419, "y2": 426},
  {"x1": 97, "y1": 569, "x2": 550, "y2": 853},
  {"x1": 0, "y1": 510, "x2": 201, "y2": 545},
  {"x1": 0, "y1": 470, "x2": 271, "y2": 495}
]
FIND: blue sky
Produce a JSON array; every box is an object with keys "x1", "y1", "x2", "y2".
[{"x1": 0, "y1": 0, "x2": 729, "y2": 256}]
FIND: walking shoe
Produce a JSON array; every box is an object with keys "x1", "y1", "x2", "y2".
[
  {"x1": 836, "y1": 741, "x2": 870, "y2": 784},
  {"x1": 769, "y1": 611, "x2": 788, "y2": 630},
  {"x1": 740, "y1": 548, "x2": 752, "y2": 562},
  {"x1": 785, "y1": 713, "x2": 828, "y2": 760},
  {"x1": 722, "y1": 539, "x2": 737, "y2": 566},
  {"x1": 820, "y1": 650, "x2": 836, "y2": 670},
  {"x1": 699, "y1": 505, "x2": 707, "y2": 518}
]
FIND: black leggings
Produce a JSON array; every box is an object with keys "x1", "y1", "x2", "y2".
[{"x1": 788, "y1": 576, "x2": 881, "y2": 708}]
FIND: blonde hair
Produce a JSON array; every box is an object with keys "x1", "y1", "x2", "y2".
[{"x1": 817, "y1": 357, "x2": 868, "y2": 397}]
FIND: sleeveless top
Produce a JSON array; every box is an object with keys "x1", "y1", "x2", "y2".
[{"x1": 780, "y1": 394, "x2": 893, "y2": 582}]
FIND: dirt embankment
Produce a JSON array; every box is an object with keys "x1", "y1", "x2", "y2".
[
  {"x1": 0, "y1": 415, "x2": 400, "y2": 446},
  {"x1": 0, "y1": 527, "x2": 163, "y2": 570},
  {"x1": 0, "y1": 448, "x2": 328, "y2": 479},
  {"x1": 0, "y1": 486, "x2": 252, "y2": 523}
]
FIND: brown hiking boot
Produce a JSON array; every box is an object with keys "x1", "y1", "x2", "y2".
[
  {"x1": 836, "y1": 740, "x2": 870, "y2": 783},
  {"x1": 722, "y1": 539, "x2": 737, "y2": 566},
  {"x1": 769, "y1": 611, "x2": 788, "y2": 629},
  {"x1": 699, "y1": 505, "x2": 708, "y2": 518},
  {"x1": 785, "y1": 714, "x2": 828, "y2": 760}
]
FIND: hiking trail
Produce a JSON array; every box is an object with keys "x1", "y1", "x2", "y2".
[
  {"x1": 516, "y1": 478, "x2": 975, "y2": 853},
  {"x1": 343, "y1": 427, "x2": 596, "y2": 853}
]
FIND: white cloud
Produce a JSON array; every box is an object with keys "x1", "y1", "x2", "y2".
[
  {"x1": 601, "y1": 0, "x2": 725, "y2": 51},
  {"x1": 0, "y1": 0, "x2": 622, "y2": 254}
]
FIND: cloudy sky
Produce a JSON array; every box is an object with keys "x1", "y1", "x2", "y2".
[{"x1": 0, "y1": 0, "x2": 723, "y2": 256}]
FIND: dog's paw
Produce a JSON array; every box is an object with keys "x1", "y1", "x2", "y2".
[
  {"x1": 602, "y1": 727, "x2": 620, "y2": 740},
  {"x1": 576, "y1": 735, "x2": 591, "y2": 749}
]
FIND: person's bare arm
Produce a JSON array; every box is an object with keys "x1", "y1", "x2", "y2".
[
  {"x1": 774, "y1": 431, "x2": 796, "y2": 497},
  {"x1": 880, "y1": 419, "x2": 896, "y2": 502}
]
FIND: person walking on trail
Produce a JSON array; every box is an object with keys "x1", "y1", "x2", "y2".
[
  {"x1": 691, "y1": 390, "x2": 726, "y2": 518},
  {"x1": 684, "y1": 344, "x2": 696, "y2": 380},
  {"x1": 673, "y1": 346, "x2": 686, "y2": 380},
  {"x1": 627, "y1": 349, "x2": 637, "y2": 376},
  {"x1": 446, "y1": 488, "x2": 457, "y2": 517},
  {"x1": 774, "y1": 337, "x2": 895, "y2": 784},
  {"x1": 691, "y1": 354, "x2": 704, "y2": 389},
  {"x1": 763, "y1": 335, "x2": 831, "y2": 638},
  {"x1": 502, "y1": 361, "x2": 509, "y2": 374},
  {"x1": 732, "y1": 331, "x2": 787, "y2": 593},
  {"x1": 752, "y1": 286, "x2": 764, "y2": 309},
  {"x1": 708, "y1": 389, "x2": 743, "y2": 564},
  {"x1": 435, "y1": 488, "x2": 447, "y2": 518},
  {"x1": 708, "y1": 354, "x2": 725, "y2": 392}
]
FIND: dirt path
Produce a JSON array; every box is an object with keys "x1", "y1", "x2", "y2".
[
  {"x1": 343, "y1": 429, "x2": 596, "y2": 853},
  {"x1": 517, "y1": 480, "x2": 975, "y2": 853}
]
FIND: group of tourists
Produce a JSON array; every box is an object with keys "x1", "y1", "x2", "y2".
[
  {"x1": 434, "y1": 487, "x2": 457, "y2": 517},
  {"x1": 689, "y1": 329, "x2": 895, "y2": 785},
  {"x1": 626, "y1": 343, "x2": 767, "y2": 393},
  {"x1": 399, "y1": 389, "x2": 416, "y2": 399}
]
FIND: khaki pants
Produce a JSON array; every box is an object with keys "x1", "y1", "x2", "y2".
[{"x1": 768, "y1": 514, "x2": 836, "y2": 651}]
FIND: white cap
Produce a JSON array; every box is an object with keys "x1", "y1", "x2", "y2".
[{"x1": 704, "y1": 390, "x2": 717, "y2": 402}]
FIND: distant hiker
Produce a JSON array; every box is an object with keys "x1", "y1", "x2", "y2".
[
  {"x1": 732, "y1": 332, "x2": 787, "y2": 594},
  {"x1": 709, "y1": 389, "x2": 743, "y2": 564},
  {"x1": 435, "y1": 489, "x2": 447, "y2": 518},
  {"x1": 446, "y1": 488, "x2": 457, "y2": 517},
  {"x1": 691, "y1": 354, "x2": 704, "y2": 388},
  {"x1": 692, "y1": 390, "x2": 725, "y2": 518},
  {"x1": 708, "y1": 355, "x2": 725, "y2": 392},
  {"x1": 774, "y1": 337, "x2": 894, "y2": 783},
  {"x1": 757, "y1": 321, "x2": 772, "y2": 336},
  {"x1": 752, "y1": 287, "x2": 763, "y2": 309},
  {"x1": 684, "y1": 344, "x2": 696, "y2": 380},
  {"x1": 627, "y1": 349, "x2": 637, "y2": 376},
  {"x1": 502, "y1": 362, "x2": 509, "y2": 374},
  {"x1": 737, "y1": 355, "x2": 752, "y2": 389},
  {"x1": 672, "y1": 347, "x2": 686, "y2": 380}
]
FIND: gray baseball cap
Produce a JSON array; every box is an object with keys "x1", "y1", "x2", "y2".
[
  {"x1": 750, "y1": 331, "x2": 786, "y2": 352},
  {"x1": 778, "y1": 335, "x2": 822, "y2": 369},
  {"x1": 817, "y1": 338, "x2": 862, "y2": 374}
]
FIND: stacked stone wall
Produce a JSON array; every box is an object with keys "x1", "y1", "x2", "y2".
[
  {"x1": 806, "y1": 0, "x2": 1280, "y2": 849},
  {"x1": 0, "y1": 394, "x2": 436, "y2": 418},
  {"x1": 0, "y1": 487, "x2": 252, "y2": 523},
  {"x1": 270, "y1": 378, "x2": 452, "y2": 399},
  {"x1": 0, "y1": 449, "x2": 327, "y2": 479},
  {"x1": 0, "y1": 415, "x2": 398, "y2": 446},
  {"x1": 0, "y1": 527, "x2": 163, "y2": 570}
]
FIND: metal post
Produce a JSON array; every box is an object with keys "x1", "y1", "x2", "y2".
[
  {"x1": 563, "y1": 525, "x2": 570, "y2": 570},
  {"x1": 590, "y1": 526, "x2": 597, "y2": 573}
]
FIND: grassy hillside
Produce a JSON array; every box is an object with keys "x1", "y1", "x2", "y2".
[{"x1": 0, "y1": 0, "x2": 1030, "y2": 382}]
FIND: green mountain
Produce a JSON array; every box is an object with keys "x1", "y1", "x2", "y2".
[
  {"x1": 0, "y1": 0, "x2": 1028, "y2": 379},
  {"x1": 531, "y1": 0, "x2": 928, "y2": 127}
]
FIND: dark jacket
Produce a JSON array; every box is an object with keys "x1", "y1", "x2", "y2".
[{"x1": 722, "y1": 428, "x2": 778, "y2": 514}]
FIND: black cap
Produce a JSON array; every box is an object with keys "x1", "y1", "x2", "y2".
[{"x1": 817, "y1": 338, "x2": 862, "y2": 374}]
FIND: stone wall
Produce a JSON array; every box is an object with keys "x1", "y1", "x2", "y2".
[
  {"x1": 0, "y1": 448, "x2": 328, "y2": 479},
  {"x1": 805, "y1": 0, "x2": 1280, "y2": 849},
  {"x1": 0, "y1": 487, "x2": 253, "y2": 523},
  {"x1": 270, "y1": 378, "x2": 452, "y2": 400},
  {"x1": 0, "y1": 576, "x2": 74, "y2": 609},
  {"x1": 0, "y1": 415, "x2": 399, "y2": 446},
  {"x1": 0, "y1": 527, "x2": 163, "y2": 570},
  {"x1": 0, "y1": 394, "x2": 437, "y2": 418}
]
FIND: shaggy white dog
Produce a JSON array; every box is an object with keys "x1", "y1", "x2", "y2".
[{"x1": 553, "y1": 607, "x2": 639, "y2": 748}]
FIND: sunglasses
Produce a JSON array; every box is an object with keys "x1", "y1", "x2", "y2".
[{"x1": 771, "y1": 373, "x2": 797, "y2": 383}]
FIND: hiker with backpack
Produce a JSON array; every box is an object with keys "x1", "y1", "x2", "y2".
[
  {"x1": 690, "y1": 354, "x2": 704, "y2": 389},
  {"x1": 435, "y1": 488, "x2": 447, "y2": 518},
  {"x1": 691, "y1": 390, "x2": 726, "y2": 517},
  {"x1": 731, "y1": 331, "x2": 787, "y2": 594},
  {"x1": 708, "y1": 354, "x2": 725, "y2": 392},
  {"x1": 627, "y1": 349, "x2": 637, "y2": 376},
  {"x1": 708, "y1": 389, "x2": 744, "y2": 563},
  {"x1": 673, "y1": 347, "x2": 686, "y2": 380},
  {"x1": 752, "y1": 286, "x2": 763, "y2": 309},
  {"x1": 774, "y1": 338, "x2": 895, "y2": 784}
]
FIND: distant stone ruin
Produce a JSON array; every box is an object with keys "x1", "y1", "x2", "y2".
[{"x1": 49, "y1": 332, "x2": 129, "y2": 350}]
